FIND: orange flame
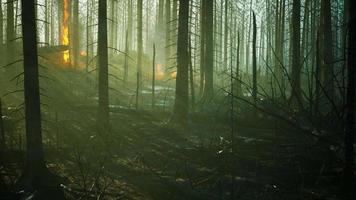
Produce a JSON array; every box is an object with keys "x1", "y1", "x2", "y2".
[
  {"x1": 80, "y1": 51, "x2": 87, "y2": 56},
  {"x1": 156, "y1": 64, "x2": 165, "y2": 80},
  {"x1": 171, "y1": 71, "x2": 177, "y2": 79},
  {"x1": 61, "y1": 0, "x2": 70, "y2": 64}
]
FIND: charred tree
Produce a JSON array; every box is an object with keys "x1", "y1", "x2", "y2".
[
  {"x1": 152, "y1": 44, "x2": 156, "y2": 108},
  {"x1": 0, "y1": 99, "x2": 5, "y2": 150},
  {"x1": 136, "y1": 0, "x2": 143, "y2": 109},
  {"x1": 202, "y1": 0, "x2": 214, "y2": 103},
  {"x1": 172, "y1": 0, "x2": 190, "y2": 124},
  {"x1": 6, "y1": 0, "x2": 15, "y2": 68},
  {"x1": 0, "y1": 1, "x2": 3, "y2": 61},
  {"x1": 344, "y1": 0, "x2": 355, "y2": 198},
  {"x1": 199, "y1": 0, "x2": 206, "y2": 97},
  {"x1": 290, "y1": 0, "x2": 301, "y2": 105},
  {"x1": 165, "y1": 0, "x2": 171, "y2": 67},
  {"x1": 19, "y1": 1, "x2": 64, "y2": 197},
  {"x1": 252, "y1": 12, "x2": 257, "y2": 103},
  {"x1": 72, "y1": 0, "x2": 80, "y2": 68},
  {"x1": 97, "y1": 0, "x2": 109, "y2": 128},
  {"x1": 320, "y1": 0, "x2": 334, "y2": 101}
]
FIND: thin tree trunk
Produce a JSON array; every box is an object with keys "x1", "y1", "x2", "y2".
[
  {"x1": 6, "y1": 0, "x2": 15, "y2": 66},
  {"x1": 0, "y1": 0, "x2": 3, "y2": 61},
  {"x1": 45, "y1": 0, "x2": 49, "y2": 45},
  {"x1": 152, "y1": 44, "x2": 156, "y2": 108},
  {"x1": 252, "y1": 12, "x2": 257, "y2": 103},
  {"x1": 165, "y1": 0, "x2": 171, "y2": 67},
  {"x1": 0, "y1": 98, "x2": 5, "y2": 150},
  {"x1": 72, "y1": 0, "x2": 79, "y2": 68},
  {"x1": 199, "y1": 0, "x2": 206, "y2": 97},
  {"x1": 136, "y1": 0, "x2": 143, "y2": 109}
]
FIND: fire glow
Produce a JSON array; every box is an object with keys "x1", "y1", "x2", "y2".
[
  {"x1": 156, "y1": 64, "x2": 164, "y2": 80},
  {"x1": 61, "y1": 0, "x2": 70, "y2": 64}
]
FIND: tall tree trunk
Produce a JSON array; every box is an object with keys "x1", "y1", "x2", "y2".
[
  {"x1": 136, "y1": 0, "x2": 143, "y2": 109},
  {"x1": 124, "y1": 30, "x2": 129, "y2": 82},
  {"x1": 199, "y1": 0, "x2": 206, "y2": 97},
  {"x1": 45, "y1": 0, "x2": 49, "y2": 45},
  {"x1": 320, "y1": 0, "x2": 334, "y2": 101},
  {"x1": 0, "y1": 98, "x2": 5, "y2": 150},
  {"x1": 223, "y1": 0, "x2": 228, "y2": 70},
  {"x1": 202, "y1": 0, "x2": 214, "y2": 102},
  {"x1": 344, "y1": 0, "x2": 355, "y2": 198},
  {"x1": 19, "y1": 1, "x2": 65, "y2": 195},
  {"x1": 152, "y1": 44, "x2": 156, "y2": 108},
  {"x1": 252, "y1": 12, "x2": 257, "y2": 103},
  {"x1": 165, "y1": 0, "x2": 171, "y2": 67},
  {"x1": 98, "y1": 0, "x2": 109, "y2": 128},
  {"x1": 72, "y1": 0, "x2": 80, "y2": 68},
  {"x1": 235, "y1": 32, "x2": 242, "y2": 97},
  {"x1": 127, "y1": 0, "x2": 132, "y2": 51},
  {"x1": 0, "y1": 0, "x2": 3, "y2": 63},
  {"x1": 6, "y1": 0, "x2": 15, "y2": 66},
  {"x1": 291, "y1": 0, "x2": 301, "y2": 105},
  {"x1": 172, "y1": 0, "x2": 189, "y2": 123}
]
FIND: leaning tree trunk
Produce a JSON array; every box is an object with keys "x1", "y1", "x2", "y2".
[
  {"x1": 98, "y1": 0, "x2": 109, "y2": 128},
  {"x1": 172, "y1": 0, "x2": 190, "y2": 124}
]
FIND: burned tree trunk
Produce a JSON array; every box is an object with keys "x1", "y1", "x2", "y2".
[
  {"x1": 344, "y1": 0, "x2": 355, "y2": 198},
  {"x1": 252, "y1": 12, "x2": 257, "y2": 103},
  {"x1": 98, "y1": 0, "x2": 109, "y2": 128},
  {"x1": 320, "y1": 0, "x2": 334, "y2": 101},
  {"x1": 165, "y1": 0, "x2": 171, "y2": 67},
  {"x1": 136, "y1": 0, "x2": 143, "y2": 109},
  {"x1": 0, "y1": 98, "x2": 5, "y2": 150},
  {"x1": 199, "y1": 0, "x2": 206, "y2": 97},
  {"x1": 290, "y1": 0, "x2": 301, "y2": 105},
  {"x1": 19, "y1": 1, "x2": 64, "y2": 198},
  {"x1": 6, "y1": 0, "x2": 15, "y2": 68},
  {"x1": 72, "y1": 0, "x2": 80, "y2": 68},
  {"x1": 202, "y1": 0, "x2": 214, "y2": 103},
  {"x1": 152, "y1": 44, "x2": 156, "y2": 108},
  {"x1": 0, "y1": 1, "x2": 3, "y2": 63},
  {"x1": 172, "y1": 0, "x2": 190, "y2": 124}
]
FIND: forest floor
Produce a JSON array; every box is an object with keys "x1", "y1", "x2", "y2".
[
  {"x1": 32, "y1": 105, "x2": 342, "y2": 200},
  {"x1": 0, "y1": 69, "x2": 347, "y2": 200}
]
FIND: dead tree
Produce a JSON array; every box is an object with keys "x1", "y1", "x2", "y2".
[
  {"x1": 172, "y1": 0, "x2": 190, "y2": 124},
  {"x1": 19, "y1": 1, "x2": 64, "y2": 197},
  {"x1": 98, "y1": 0, "x2": 109, "y2": 128},
  {"x1": 252, "y1": 12, "x2": 257, "y2": 103},
  {"x1": 344, "y1": 0, "x2": 355, "y2": 198},
  {"x1": 202, "y1": 0, "x2": 214, "y2": 103},
  {"x1": 290, "y1": 0, "x2": 301, "y2": 105}
]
